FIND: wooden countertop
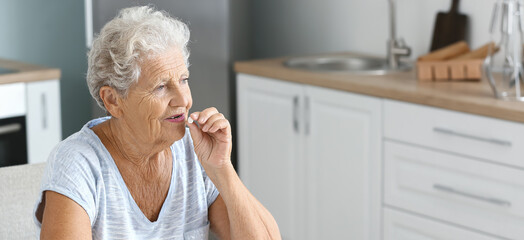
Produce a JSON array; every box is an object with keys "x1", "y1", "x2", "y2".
[
  {"x1": 234, "y1": 54, "x2": 524, "y2": 124},
  {"x1": 0, "y1": 58, "x2": 61, "y2": 85}
]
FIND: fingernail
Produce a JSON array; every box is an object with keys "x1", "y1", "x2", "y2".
[{"x1": 188, "y1": 117, "x2": 193, "y2": 124}]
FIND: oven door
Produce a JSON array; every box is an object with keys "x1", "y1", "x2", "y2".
[{"x1": 0, "y1": 116, "x2": 27, "y2": 167}]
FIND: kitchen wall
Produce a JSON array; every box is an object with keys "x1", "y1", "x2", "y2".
[
  {"x1": 251, "y1": 0, "x2": 493, "y2": 60},
  {"x1": 0, "y1": 1, "x2": 90, "y2": 137}
]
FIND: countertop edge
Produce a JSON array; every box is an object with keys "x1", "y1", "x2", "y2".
[
  {"x1": 0, "y1": 68, "x2": 61, "y2": 84},
  {"x1": 234, "y1": 59, "x2": 524, "y2": 124},
  {"x1": 0, "y1": 58, "x2": 62, "y2": 84}
]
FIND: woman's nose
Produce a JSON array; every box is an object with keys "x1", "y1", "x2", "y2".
[{"x1": 168, "y1": 86, "x2": 189, "y2": 106}]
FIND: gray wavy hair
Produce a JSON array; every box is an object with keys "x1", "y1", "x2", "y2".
[{"x1": 87, "y1": 6, "x2": 190, "y2": 111}]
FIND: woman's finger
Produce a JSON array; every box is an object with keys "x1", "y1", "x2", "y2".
[
  {"x1": 201, "y1": 113, "x2": 225, "y2": 132},
  {"x1": 196, "y1": 107, "x2": 218, "y2": 124},
  {"x1": 208, "y1": 119, "x2": 230, "y2": 133}
]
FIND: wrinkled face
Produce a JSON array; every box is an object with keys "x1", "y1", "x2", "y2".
[{"x1": 119, "y1": 47, "x2": 192, "y2": 145}]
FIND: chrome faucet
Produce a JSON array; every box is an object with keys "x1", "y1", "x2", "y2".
[{"x1": 387, "y1": 0, "x2": 411, "y2": 69}]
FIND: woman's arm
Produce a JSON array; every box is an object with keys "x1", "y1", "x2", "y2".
[
  {"x1": 188, "y1": 108, "x2": 281, "y2": 240},
  {"x1": 208, "y1": 194, "x2": 230, "y2": 239},
  {"x1": 40, "y1": 191, "x2": 92, "y2": 240},
  {"x1": 208, "y1": 166, "x2": 281, "y2": 240}
]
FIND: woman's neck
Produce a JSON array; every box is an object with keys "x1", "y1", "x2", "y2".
[{"x1": 94, "y1": 118, "x2": 171, "y2": 169}]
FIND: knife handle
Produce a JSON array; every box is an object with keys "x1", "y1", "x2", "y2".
[{"x1": 450, "y1": 0, "x2": 460, "y2": 13}]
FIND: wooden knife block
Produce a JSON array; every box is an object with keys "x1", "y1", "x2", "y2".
[
  {"x1": 416, "y1": 41, "x2": 492, "y2": 82},
  {"x1": 417, "y1": 59, "x2": 483, "y2": 81}
]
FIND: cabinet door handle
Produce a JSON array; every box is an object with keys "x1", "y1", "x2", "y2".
[
  {"x1": 305, "y1": 96, "x2": 310, "y2": 136},
  {"x1": 433, "y1": 184, "x2": 511, "y2": 207},
  {"x1": 0, "y1": 123, "x2": 21, "y2": 136},
  {"x1": 41, "y1": 93, "x2": 48, "y2": 129},
  {"x1": 293, "y1": 96, "x2": 299, "y2": 133},
  {"x1": 433, "y1": 127, "x2": 512, "y2": 147}
]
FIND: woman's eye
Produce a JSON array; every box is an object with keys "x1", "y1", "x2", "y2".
[
  {"x1": 182, "y1": 78, "x2": 189, "y2": 84},
  {"x1": 156, "y1": 84, "x2": 166, "y2": 91}
]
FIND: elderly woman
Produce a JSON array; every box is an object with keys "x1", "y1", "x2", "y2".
[{"x1": 33, "y1": 6, "x2": 280, "y2": 240}]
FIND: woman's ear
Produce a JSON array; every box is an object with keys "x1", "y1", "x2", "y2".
[{"x1": 99, "y1": 86, "x2": 123, "y2": 118}]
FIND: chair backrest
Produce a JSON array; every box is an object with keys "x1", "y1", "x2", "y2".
[{"x1": 0, "y1": 163, "x2": 46, "y2": 239}]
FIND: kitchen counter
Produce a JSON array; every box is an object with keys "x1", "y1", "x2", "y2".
[
  {"x1": 0, "y1": 58, "x2": 61, "y2": 85},
  {"x1": 234, "y1": 53, "x2": 524, "y2": 124}
]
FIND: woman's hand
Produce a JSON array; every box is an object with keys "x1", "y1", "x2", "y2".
[{"x1": 187, "y1": 107, "x2": 232, "y2": 171}]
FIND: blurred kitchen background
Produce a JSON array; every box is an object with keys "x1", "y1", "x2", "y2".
[
  {"x1": 0, "y1": 0, "x2": 493, "y2": 138},
  {"x1": 2, "y1": 0, "x2": 515, "y2": 239}
]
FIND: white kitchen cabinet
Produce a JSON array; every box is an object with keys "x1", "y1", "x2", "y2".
[
  {"x1": 383, "y1": 99, "x2": 524, "y2": 240},
  {"x1": 304, "y1": 86, "x2": 382, "y2": 240},
  {"x1": 0, "y1": 79, "x2": 61, "y2": 165},
  {"x1": 0, "y1": 82, "x2": 26, "y2": 119},
  {"x1": 237, "y1": 74, "x2": 304, "y2": 240},
  {"x1": 384, "y1": 141, "x2": 524, "y2": 239},
  {"x1": 26, "y1": 79, "x2": 61, "y2": 164},
  {"x1": 383, "y1": 208, "x2": 500, "y2": 240},
  {"x1": 237, "y1": 73, "x2": 382, "y2": 240}
]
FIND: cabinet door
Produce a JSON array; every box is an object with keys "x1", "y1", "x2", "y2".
[
  {"x1": 26, "y1": 79, "x2": 62, "y2": 164},
  {"x1": 383, "y1": 208, "x2": 499, "y2": 240},
  {"x1": 305, "y1": 86, "x2": 382, "y2": 240},
  {"x1": 237, "y1": 74, "x2": 304, "y2": 240}
]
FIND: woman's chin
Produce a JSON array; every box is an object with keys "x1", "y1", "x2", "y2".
[{"x1": 164, "y1": 126, "x2": 186, "y2": 142}]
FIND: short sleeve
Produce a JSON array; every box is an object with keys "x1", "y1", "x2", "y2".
[{"x1": 35, "y1": 141, "x2": 100, "y2": 227}]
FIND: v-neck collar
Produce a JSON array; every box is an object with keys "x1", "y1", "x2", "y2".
[{"x1": 85, "y1": 118, "x2": 177, "y2": 225}]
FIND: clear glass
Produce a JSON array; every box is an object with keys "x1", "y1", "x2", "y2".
[{"x1": 484, "y1": 0, "x2": 524, "y2": 101}]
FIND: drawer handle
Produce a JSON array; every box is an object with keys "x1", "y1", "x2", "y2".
[
  {"x1": 0, "y1": 123, "x2": 21, "y2": 136},
  {"x1": 433, "y1": 127, "x2": 512, "y2": 147},
  {"x1": 433, "y1": 184, "x2": 511, "y2": 207},
  {"x1": 305, "y1": 96, "x2": 310, "y2": 136},
  {"x1": 42, "y1": 93, "x2": 48, "y2": 129},
  {"x1": 293, "y1": 96, "x2": 299, "y2": 133}
]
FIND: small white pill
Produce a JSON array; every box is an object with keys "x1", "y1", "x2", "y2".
[{"x1": 188, "y1": 116, "x2": 194, "y2": 124}]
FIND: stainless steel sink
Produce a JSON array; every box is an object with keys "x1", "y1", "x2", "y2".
[
  {"x1": 283, "y1": 55, "x2": 411, "y2": 75},
  {"x1": 283, "y1": 0, "x2": 412, "y2": 75}
]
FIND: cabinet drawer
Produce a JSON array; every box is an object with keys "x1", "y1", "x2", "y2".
[
  {"x1": 384, "y1": 99, "x2": 524, "y2": 168},
  {"x1": 0, "y1": 82, "x2": 25, "y2": 119},
  {"x1": 384, "y1": 208, "x2": 500, "y2": 240},
  {"x1": 384, "y1": 141, "x2": 524, "y2": 239}
]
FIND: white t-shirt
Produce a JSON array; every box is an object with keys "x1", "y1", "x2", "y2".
[{"x1": 34, "y1": 117, "x2": 219, "y2": 239}]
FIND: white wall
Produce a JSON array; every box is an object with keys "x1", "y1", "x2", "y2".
[{"x1": 252, "y1": 0, "x2": 494, "y2": 59}]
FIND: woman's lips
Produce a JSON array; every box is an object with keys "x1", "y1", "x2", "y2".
[{"x1": 165, "y1": 113, "x2": 185, "y2": 123}]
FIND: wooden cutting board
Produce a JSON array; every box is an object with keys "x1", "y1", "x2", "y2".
[{"x1": 430, "y1": 0, "x2": 469, "y2": 51}]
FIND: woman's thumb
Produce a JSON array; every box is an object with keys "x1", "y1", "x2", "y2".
[{"x1": 187, "y1": 113, "x2": 203, "y2": 144}]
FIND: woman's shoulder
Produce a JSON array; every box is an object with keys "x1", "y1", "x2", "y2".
[
  {"x1": 46, "y1": 119, "x2": 109, "y2": 173},
  {"x1": 37, "y1": 120, "x2": 108, "y2": 227}
]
